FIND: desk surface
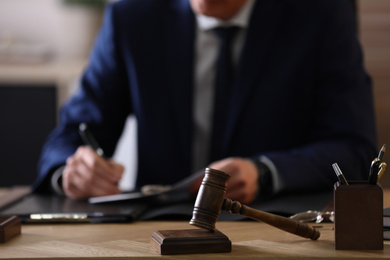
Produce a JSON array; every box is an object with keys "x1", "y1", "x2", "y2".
[
  {"x1": 0, "y1": 221, "x2": 389, "y2": 260},
  {"x1": 1, "y1": 189, "x2": 390, "y2": 259}
]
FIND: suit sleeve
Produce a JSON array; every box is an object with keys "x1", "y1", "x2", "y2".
[{"x1": 34, "y1": 4, "x2": 131, "y2": 192}]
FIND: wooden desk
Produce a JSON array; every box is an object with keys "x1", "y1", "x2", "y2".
[
  {"x1": 0, "y1": 189, "x2": 390, "y2": 259},
  {"x1": 0, "y1": 221, "x2": 389, "y2": 259}
]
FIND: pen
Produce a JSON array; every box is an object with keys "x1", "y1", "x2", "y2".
[
  {"x1": 29, "y1": 213, "x2": 90, "y2": 223},
  {"x1": 377, "y1": 162, "x2": 387, "y2": 182},
  {"x1": 78, "y1": 123, "x2": 106, "y2": 158},
  {"x1": 378, "y1": 144, "x2": 386, "y2": 161},
  {"x1": 368, "y1": 158, "x2": 380, "y2": 185},
  {"x1": 28, "y1": 213, "x2": 130, "y2": 223},
  {"x1": 332, "y1": 163, "x2": 349, "y2": 185}
]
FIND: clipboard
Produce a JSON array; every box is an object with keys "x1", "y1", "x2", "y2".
[
  {"x1": 0, "y1": 172, "x2": 334, "y2": 224},
  {"x1": 0, "y1": 192, "x2": 148, "y2": 224},
  {"x1": 88, "y1": 170, "x2": 204, "y2": 204}
]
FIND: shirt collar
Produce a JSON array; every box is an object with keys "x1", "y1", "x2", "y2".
[{"x1": 194, "y1": 0, "x2": 256, "y2": 31}]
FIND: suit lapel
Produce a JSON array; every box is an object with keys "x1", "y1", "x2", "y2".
[
  {"x1": 160, "y1": 0, "x2": 287, "y2": 163},
  {"x1": 222, "y1": 0, "x2": 287, "y2": 155},
  {"x1": 163, "y1": 0, "x2": 195, "y2": 166}
]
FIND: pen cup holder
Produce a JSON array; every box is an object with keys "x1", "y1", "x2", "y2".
[{"x1": 334, "y1": 181, "x2": 383, "y2": 250}]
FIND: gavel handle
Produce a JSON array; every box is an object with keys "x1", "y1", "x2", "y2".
[{"x1": 222, "y1": 198, "x2": 320, "y2": 240}]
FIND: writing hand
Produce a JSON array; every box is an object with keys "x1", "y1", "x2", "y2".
[{"x1": 62, "y1": 146, "x2": 124, "y2": 199}]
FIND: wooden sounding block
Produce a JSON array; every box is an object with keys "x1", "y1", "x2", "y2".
[
  {"x1": 150, "y1": 229, "x2": 231, "y2": 255},
  {"x1": 0, "y1": 216, "x2": 21, "y2": 243}
]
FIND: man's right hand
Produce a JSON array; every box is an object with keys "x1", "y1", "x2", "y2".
[{"x1": 62, "y1": 146, "x2": 124, "y2": 199}]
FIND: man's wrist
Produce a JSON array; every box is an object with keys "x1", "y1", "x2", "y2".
[
  {"x1": 251, "y1": 159, "x2": 273, "y2": 196},
  {"x1": 51, "y1": 165, "x2": 65, "y2": 196}
]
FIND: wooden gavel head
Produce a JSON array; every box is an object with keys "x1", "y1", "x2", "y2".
[
  {"x1": 189, "y1": 168, "x2": 230, "y2": 231},
  {"x1": 189, "y1": 168, "x2": 321, "y2": 240}
]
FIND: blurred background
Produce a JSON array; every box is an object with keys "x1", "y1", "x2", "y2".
[
  {"x1": 0, "y1": 0, "x2": 389, "y2": 189},
  {"x1": 0, "y1": 0, "x2": 137, "y2": 190}
]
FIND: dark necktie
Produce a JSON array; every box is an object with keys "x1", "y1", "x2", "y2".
[{"x1": 209, "y1": 26, "x2": 239, "y2": 162}]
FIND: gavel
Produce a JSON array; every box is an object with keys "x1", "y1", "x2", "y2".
[{"x1": 189, "y1": 168, "x2": 320, "y2": 240}]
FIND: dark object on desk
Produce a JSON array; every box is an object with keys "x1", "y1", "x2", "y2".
[
  {"x1": 0, "y1": 193, "x2": 147, "y2": 224},
  {"x1": 0, "y1": 174, "x2": 333, "y2": 224},
  {"x1": 189, "y1": 168, "x2": 320, "y2": 240},
  {"x1": 381, "y1": 207, "x2": 390, "y2": 240},
  {"x1": 151, "y1": 229, "x2": 231, "y2": 255},
  {"x1": 0, "y1": 216, "x2": 21, "y2": 243},
  {"x1": 334, "y1": 181, "x2": 383, "y2": 250}
]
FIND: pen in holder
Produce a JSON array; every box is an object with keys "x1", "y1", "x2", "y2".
[{"x1": 334, "y1": 181, "x2": 383, "y2": 250}]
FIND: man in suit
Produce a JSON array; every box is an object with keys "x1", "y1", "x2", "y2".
[{"x1": 35, "y1": 0, "x2": 377, "y2": 204}]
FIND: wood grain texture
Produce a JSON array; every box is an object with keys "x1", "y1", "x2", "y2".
[
  {"x1": 334, "y1": 182, "x2": 383, "y2": 250},
  {"x1": 1, "y1": 190, "x2": 390, "y2": 259},
  {"x1": 0, "y1": 216, "x2": 21, "y2": 243},
  {"x1": 0, "y1": 221, "x2": 389, "y2": 259},
  {"x1": 151, "y1": 229, "x2": 231, "y2": 255},
  {"x1": 222, "y1": 198, "x2": 320, "y2": 240}
]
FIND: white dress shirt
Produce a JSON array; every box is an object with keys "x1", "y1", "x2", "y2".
[
  {"x1": 192, "y1": 0, "x2": 255, "y2": 172},
  {"x1": 191, "y1": 0, "x2": 284, "y2": 193}
]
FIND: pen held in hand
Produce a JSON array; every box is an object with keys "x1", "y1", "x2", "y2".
[
  {"x1": 78, "y1": 123, "x2": 106, "y2": 158},
  {"x1": 332, "y1": 163, "x2": 349, "y2": 185}
]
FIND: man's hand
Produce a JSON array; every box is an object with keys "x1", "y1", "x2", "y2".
[
  {"x1": 208, "y1": 157, "x2": 259, "y2": 204},
  {"x1": 62, "y1": 146, "x2": 124, "y2": 199},
  {"x1": 189, "y1": 157, "x2": 260, "y2": 204}
]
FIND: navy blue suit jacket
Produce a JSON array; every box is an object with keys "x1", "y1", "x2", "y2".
[{"x1": 35, "y1": 0, "x2": 377, "y2": 193}]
